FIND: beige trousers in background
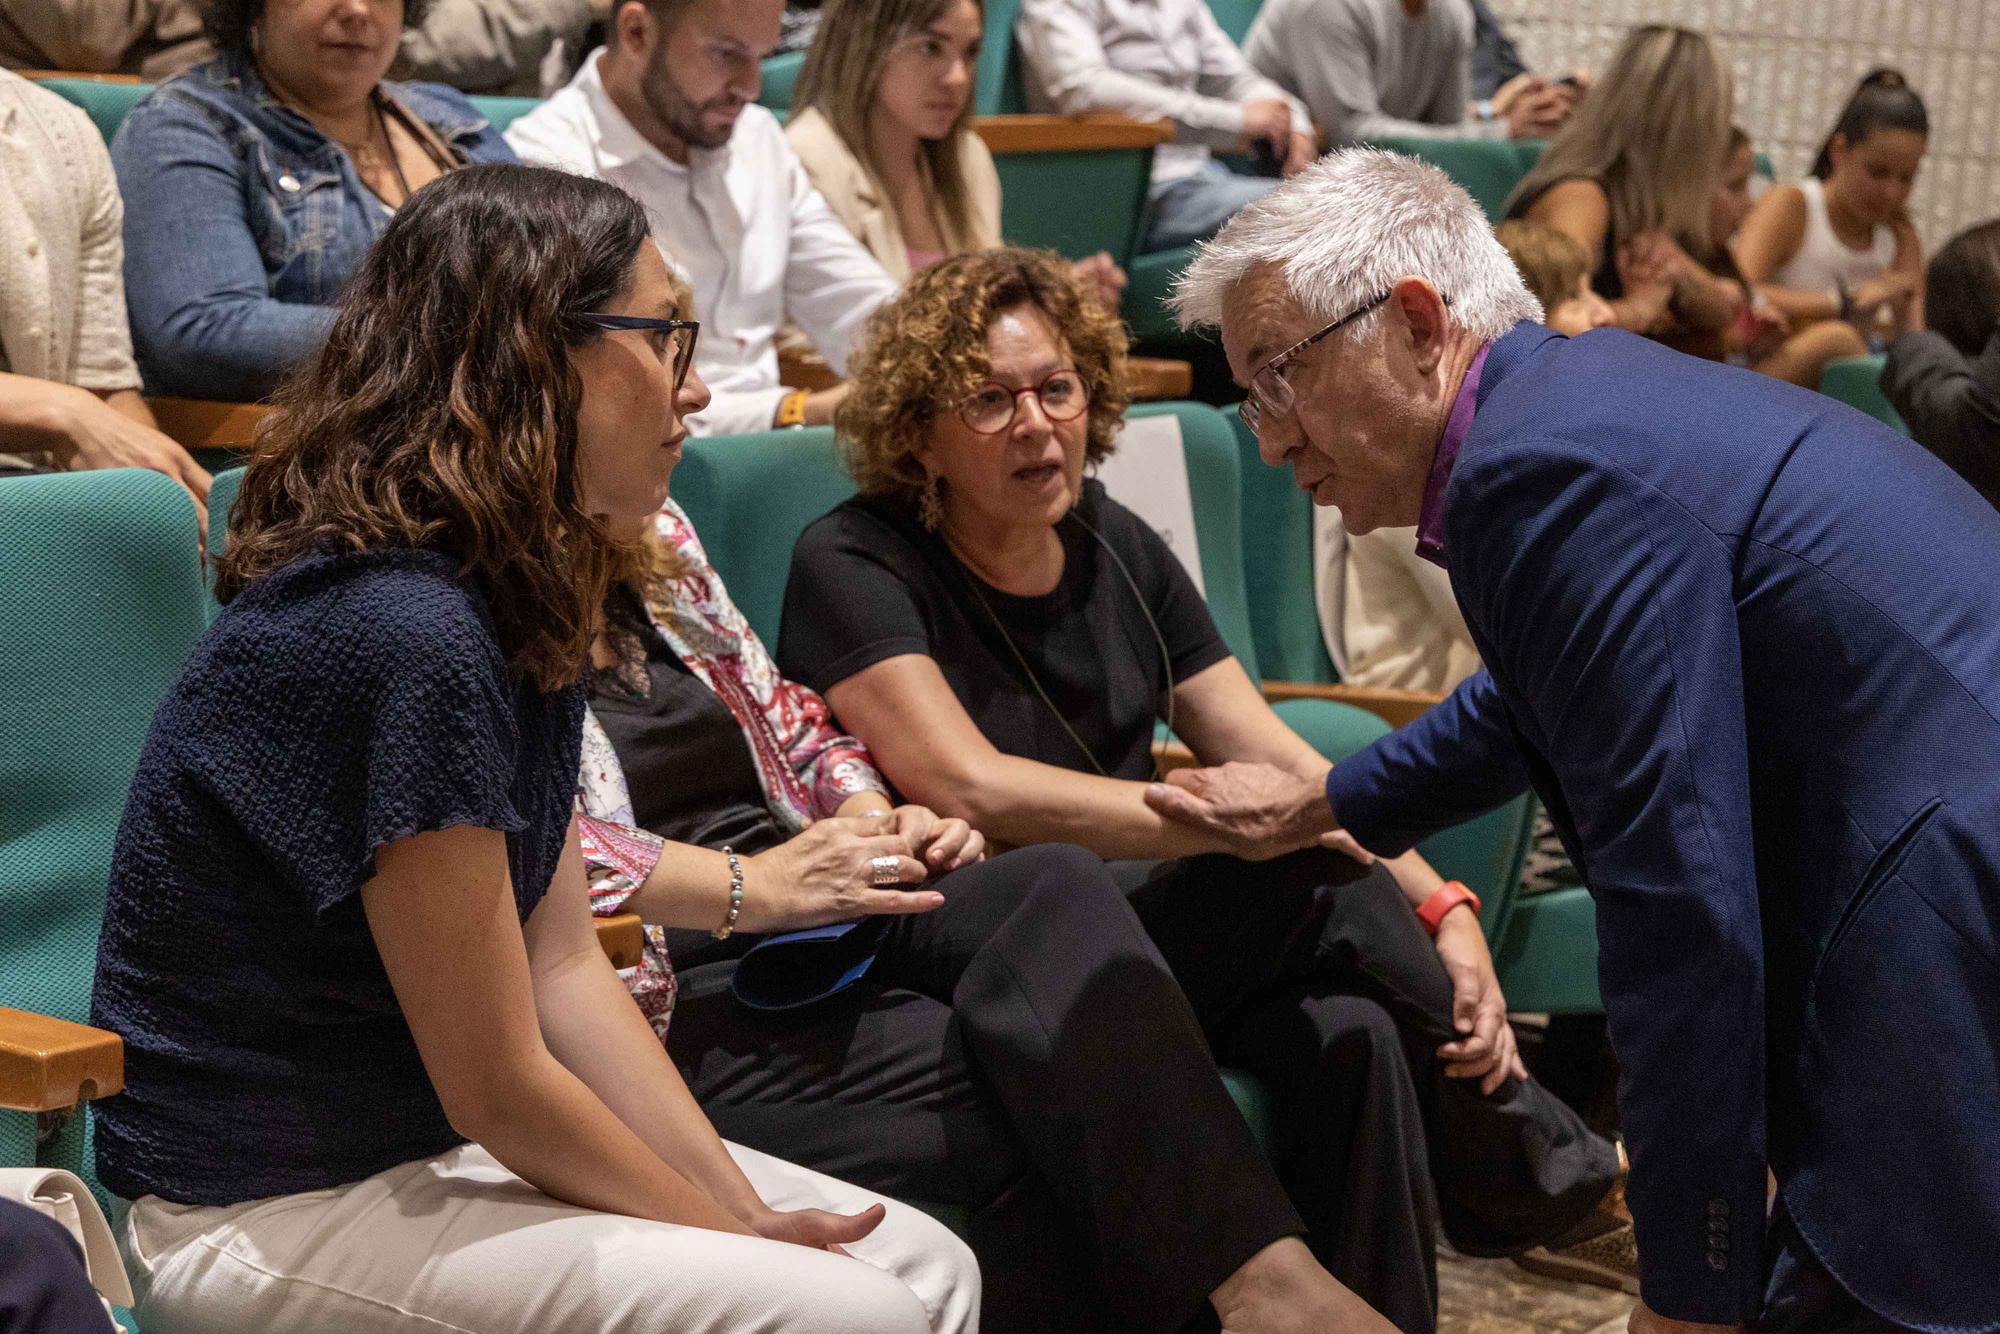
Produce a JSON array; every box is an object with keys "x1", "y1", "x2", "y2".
[{"x1": 119, "y1": 1140, "x2": 981, "y2": 1334}]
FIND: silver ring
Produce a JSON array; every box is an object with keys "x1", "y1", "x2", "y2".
[{"x1": 869, "y1": 855, "x2": 902, "y2": 886}]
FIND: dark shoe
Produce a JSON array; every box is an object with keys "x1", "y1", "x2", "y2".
[{"x1": 1512, "y1": 1219, "x2": 1640, "y2": 1295}]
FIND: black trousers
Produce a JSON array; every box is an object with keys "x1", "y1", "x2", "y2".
[
  {"x1": 670, "y1": 844, "x2": 1302, "y2": 1333},
  {"x1": 671, "y1": 844, "x2": 1616, "y2": 1334},
  {"x1": 1111, "y1": 850, "x2": 1622, "y2": 1273},
  {"x1": 0, "y1": 1199, "x2": 109, "y2": 1334}
]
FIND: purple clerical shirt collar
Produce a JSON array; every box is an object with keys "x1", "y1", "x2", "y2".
[{"x1": 1413, "y1": 341, "x2": 1491, "y2": 569}]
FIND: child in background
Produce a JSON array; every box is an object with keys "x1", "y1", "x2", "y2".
[{"x1": 1493, "y1": 219, "x2": 1614, "y2": 335}]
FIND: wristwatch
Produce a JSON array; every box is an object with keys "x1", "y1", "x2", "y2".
[{"x1": 1416, "y1": 880, "x2": 1481, "y2": 937}]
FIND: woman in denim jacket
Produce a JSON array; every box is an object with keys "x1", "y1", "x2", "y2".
[{"x1": 111, "y1": 0, "x2": 515, "y2": 402}]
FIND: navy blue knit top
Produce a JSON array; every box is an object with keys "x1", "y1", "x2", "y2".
[{"x1": 90, "y1": 547, "x2": 584, "y2": 1205}]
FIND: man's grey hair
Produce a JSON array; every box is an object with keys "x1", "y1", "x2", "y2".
[{"x1": 1171, "y1": 148, "x2": 1543, "y2": 342}]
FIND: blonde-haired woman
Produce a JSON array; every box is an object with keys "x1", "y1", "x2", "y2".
[
  {"x1": 1506, "y1": 25, "x2": 1745, "y2": 342},
  {"x1": 786, "y1": 0, "x2": 1123, "y2": 303}
]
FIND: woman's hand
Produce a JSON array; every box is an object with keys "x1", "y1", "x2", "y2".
[
  {"x1": 1852, "y1": 269, "x2": 1918, "y2": 320},
  {"x1": 884, "y1": 804, "x2": 986, "y2": 873},
  {"x1": 744, "y1": 1200, "x2": 888, "y2": 1255},
  {"x1": 1144, "y1": 762, "x2": 1336, "y2": 860},
  {"x1": 738, "y1": 818, "x2": 944, "y2": 933},
  {"x1": 39, "y1": 382, "x2": 212, "y2": 531},
  {"x1": 1432, "y1": 906, "x2": 1528, "y2": 1095},
  {"x1": 1071, "y1": 252, "x2": 1128, "y2": 312}
]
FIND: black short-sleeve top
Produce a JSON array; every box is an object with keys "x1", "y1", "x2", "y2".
[
  {"x1": 90, "y1": 547, "x2": 584, "y2": 1206},
  {"x1": 778, "y1": 480, "x2": 1231, "y2": 781}
]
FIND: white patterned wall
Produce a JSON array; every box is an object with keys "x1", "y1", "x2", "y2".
[{"x1": 1491, "y1": 0, "x2": 2000, "y2": 248}]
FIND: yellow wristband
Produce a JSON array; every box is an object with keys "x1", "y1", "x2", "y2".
[{"x1": 776, "y1": 389, "x2": 809, "y2": 429}]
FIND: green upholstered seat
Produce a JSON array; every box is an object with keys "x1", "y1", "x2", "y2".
[
  {"x1": 670, "y1": 427, "x2": 849, "y2": 648},
  {"x1": 2, "y1": 470, "x2": 208, "y2": 1328},
  {"x1": 1362, "y1": 135, "x2": 1543, "y2": 221},
  {"x1": 204, "y1": 466, "x2": 248, "y2": 620},
  {"x1": 1122, "y1": 243, "x2": 1202, "y2": 343},
  {"x1": 975, "y1": 0, "x2": 1031, "y2": 114},
  {"x1": 1819, "y1": 354, "x2": 1907, "y2": 433},
  {"x1": 671, "y1": 410, "x2": 1327, "y2": 1149},
  {"x1": 1204, "y1": 0, "x2": 1264, "y2": 44},
  {"x1": 41, "y1": 78, "x2": 149, "y2": 143},
  {"x1": 468, "y1": 93, "x2": 539, "y2": 133},
  {"x1": 995, "y1": 143, "x2": 1156, "y2": 269},
  {"x1": 45, "y1": 79, "x2": 537, "y2": 144},
  {"x1": 756, "y1": 50, "x2": 805, "y2": 118}
]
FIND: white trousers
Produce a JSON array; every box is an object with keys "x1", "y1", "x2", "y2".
[{"x1": 119, "y1": 1140, "x2": 981, "y2": 1334}]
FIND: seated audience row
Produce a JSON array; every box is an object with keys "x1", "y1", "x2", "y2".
[
  {"x1": 0, "y1": 0, "x2": 602, "y2": 95},
  {"x1": 1243, "y1": 0, "x2": 1575, "y2": 147},
  {"x1": 1509, "y1": 28, "x2": 1930, "y2": 390},
  {"x1": 112, "y1": 0, "x2": 514, "y2": 402},
  {"x1": 93, "y1": 163, "x2": 1471, "y2": 1334},
  {"x1": 1017, "y1": 0, "x2": 1315, "y2": 252}
]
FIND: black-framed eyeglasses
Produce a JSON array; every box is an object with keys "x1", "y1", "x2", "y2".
[
  {"x1": 1238, "y1": 291, "x2": 1391, "y2": 435},
  {"x1": 958, "y1": 369, "x2": 1089, "y2": 435},
  {"x1": 578, "y1": 313, "x2": 701, "y2": 393}
]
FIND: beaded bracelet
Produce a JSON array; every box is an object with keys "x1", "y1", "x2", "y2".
[{"x1": 712, "y1": 846, "x2": 745, "y2": 940}]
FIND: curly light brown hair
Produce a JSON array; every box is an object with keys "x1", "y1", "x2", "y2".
[
  {"x1": 216, "y1": 164, "x2": 654, "y2": 691},
  {"x1": 839, "y1": 247, "x2": 1132, "y2": 501}
]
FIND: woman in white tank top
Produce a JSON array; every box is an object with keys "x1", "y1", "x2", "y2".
[{"x1": 1734, "y1": 68, "x2": 1928, "y2": 348}]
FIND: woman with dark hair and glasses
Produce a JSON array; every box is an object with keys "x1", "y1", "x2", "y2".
[
  {"x1": 779, "y1": 246, "x2": 1634, "y2": 1329},
  {"x1": 111, "y1": 0, "x2": 516, "y2": 401},
  {"x1": 88, "y1": 163, "x2": 979, "y2": 1334},
  {"x1": 573, "y1": 293, "x2": 1416, "y2": 1331}
]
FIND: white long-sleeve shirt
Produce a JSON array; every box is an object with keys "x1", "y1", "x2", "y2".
[
  {"x1": 1244, "y1": 0, "x2": 1504, "y2": 146},
  {"x1": 506, "y1": 51, "x2": 897, "y2": 436},
  {"x1": 1016, "y1": 0, "x2": 1308, "y2": 187}
]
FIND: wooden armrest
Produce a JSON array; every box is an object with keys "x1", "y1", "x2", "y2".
[
  {"x1": 776, "y1": 345, "x2": 840, "y2": 394},
  {"x1": 1260, "y1": 680, "x2": 1446, "y2": 732},
  {"x1": 972, "y1": 114, "x2": 1172, "y2": 154},
  {"x1": 1126, "y1": 356, "x2": 1192, "y2": 401},
  {"x1": 595, "y1": 913, "x2": 647, "y2": 970},
  {"x1": 20, "y1": 70, "x2": 144, "y2": 83},
  {"x1": 0, "y1": 1007, "x2": 123, "y2": 1114},
  {"x1": 147, "y1": 397, "x2": 271, "y2": 450},
  {"x1": 1151, "y1": 737, "x2": 1199, "y2": 773}
]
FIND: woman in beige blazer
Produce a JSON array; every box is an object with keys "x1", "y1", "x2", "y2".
[{"x1": 785, "y1": 0, "x2": 1123, "y2": 303}]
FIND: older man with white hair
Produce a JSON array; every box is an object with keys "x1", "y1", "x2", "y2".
[{"x1": 1151, "y1": 148, "x2": 2000, "y2": 1334}]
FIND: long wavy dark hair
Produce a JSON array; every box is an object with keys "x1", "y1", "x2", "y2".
[{"x1": 215, "y1": 164, "x2": 653, "y2": 691}]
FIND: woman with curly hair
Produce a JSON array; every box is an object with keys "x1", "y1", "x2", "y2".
[
  {"x1": 572, "y1": 303, "x2": 1396, "y2": 1334},
  {"x1": 111, "y1": 0, "x2": 515, "y2": 401},
  {"x1": 89, "y1": 164, "x2": 979, "y2": 1334},
  {"x1": 779, "y1": 246, "x2": 1634, "y2": 1329}
]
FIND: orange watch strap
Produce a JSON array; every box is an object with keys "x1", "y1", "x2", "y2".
[{"x1": 1416, "y1": 879, "x2": 1481, "y2": 937}]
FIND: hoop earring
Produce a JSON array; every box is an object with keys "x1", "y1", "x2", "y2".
[{"x1": 918, "y1": 475, "x2": 944, "y2": 532}]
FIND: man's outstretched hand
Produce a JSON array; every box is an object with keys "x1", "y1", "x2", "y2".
[{"x1": 1144, "y1": 762, "x2": 1338, "y2": 861}]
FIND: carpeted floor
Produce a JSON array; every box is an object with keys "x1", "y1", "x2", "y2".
[{"x1": 1439, "y1": 1250, "x2": 1634, "y2": 1333}]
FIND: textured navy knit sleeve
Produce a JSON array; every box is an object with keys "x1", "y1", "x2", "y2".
[{"x1": 180, "y1": 549, "x2": 527, "y2": 920}]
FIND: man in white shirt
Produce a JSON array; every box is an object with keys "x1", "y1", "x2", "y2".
[
  {"x1": 506, "y1": 0, "x2": 896, "y2": 435},
  {"x1": 1244, "y1": 0, "x2": 1571, "y2": 147},
  {"x1": 1016, "y1": 0, "x2": 1316, "y2": 252}
]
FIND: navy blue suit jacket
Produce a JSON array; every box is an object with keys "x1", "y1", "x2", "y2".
[{"x1": 1328, "y1": 325, "x2": 2000, "y2": 1329}]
